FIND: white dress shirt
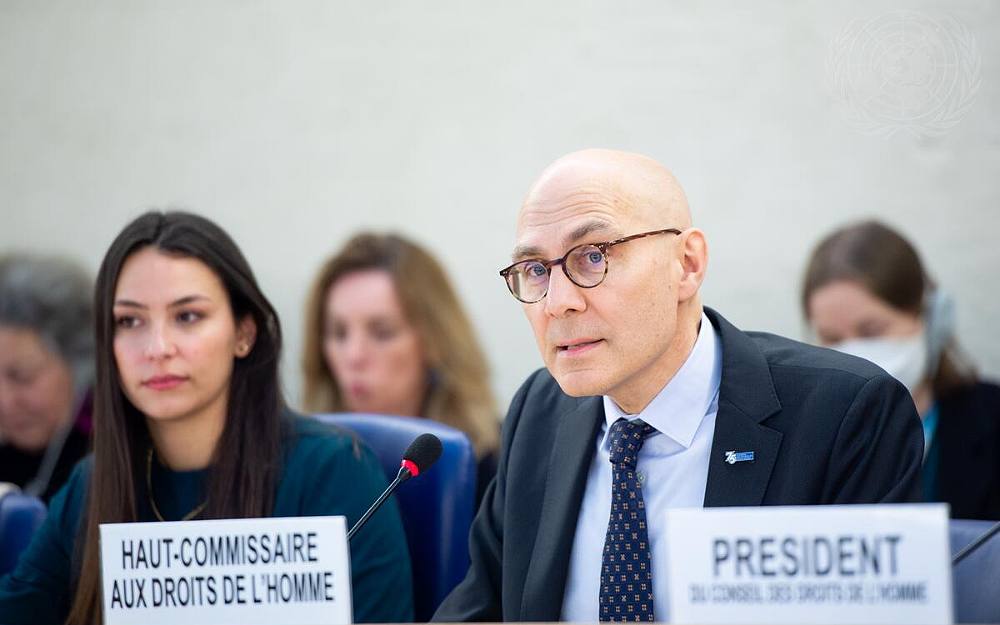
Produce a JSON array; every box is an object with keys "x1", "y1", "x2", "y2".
[{"x1": 560, "y1": 312, "x2": 722, "y2": 623}]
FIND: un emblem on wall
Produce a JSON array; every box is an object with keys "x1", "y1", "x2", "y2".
[{"x1": 827, "y1": 11, "x2": 981, "y2": 138}]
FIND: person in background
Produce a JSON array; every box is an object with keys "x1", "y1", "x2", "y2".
[
  {"x1": 0, "y1": 212, "x2": 413, "y2": 625},
  {"x1": 302, "y1": 232, "x2": 500, "y2": 503},
  {"x1": 0, "y1": 254, "x2": 93, "y2": 502},
  {"x1": 803, "y1": 219, "x2": 1000, "y2": 519}
]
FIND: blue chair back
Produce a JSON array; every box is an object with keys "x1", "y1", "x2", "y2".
[
  {"x1": 315, "y1": 414, "x2": 476, "y2": 621},
  {"x1": 950, "y1": 518, "x2": 1000, "y2": 623},
  {"x1": 0, "y1": 492, "x2": 47, "y2": 576}
]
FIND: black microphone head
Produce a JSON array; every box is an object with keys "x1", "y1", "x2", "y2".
[{"x1": 400, "y1": 433, "x2": 442, "y2": 477}]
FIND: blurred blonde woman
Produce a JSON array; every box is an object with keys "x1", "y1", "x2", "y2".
[{"x1": 303, "y1": 233, "x2": 500, "y2": 503}]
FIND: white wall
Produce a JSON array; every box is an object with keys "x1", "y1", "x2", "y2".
[{"x1": 2, "y1": 0, "x2": 998, "y2": 412}]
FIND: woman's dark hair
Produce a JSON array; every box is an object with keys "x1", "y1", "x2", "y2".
[
  {"x1": 802, "y1": 219, "x2": 976, "y2": 397},
  {"x1": 68, "y1": 211, "x2": 285, "y2": 625}
]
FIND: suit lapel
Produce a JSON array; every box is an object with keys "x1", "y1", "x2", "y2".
[
  {"x1": 704, "y1": 398, "x2": 783, "y2": 506},
  {"x1": 520, "y1": 396, "x2": 604, "y2": 621},
  {"x1": 702, "y1": 308, "x2": 784, "y2": 507}
]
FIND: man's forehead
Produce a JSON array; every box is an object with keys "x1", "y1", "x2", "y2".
[
  {"x1": 512, "y1": 211, "x2": 624, "y2": 261},
  {"x1": 511, "y1": 149, "x2": 688, "y2": 260}
]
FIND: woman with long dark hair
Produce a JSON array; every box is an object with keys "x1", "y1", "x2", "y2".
[{"x1": 0, "y1": 212, "x2": 413, "y2": 624}]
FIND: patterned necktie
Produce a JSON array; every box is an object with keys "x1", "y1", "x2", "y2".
[{"x1": 600, "y1": 418, "x2": 657, "y2": 622}]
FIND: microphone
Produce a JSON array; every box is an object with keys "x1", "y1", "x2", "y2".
[{"x1": 347, "y1": 433, "x2": 443, "y2": 542}]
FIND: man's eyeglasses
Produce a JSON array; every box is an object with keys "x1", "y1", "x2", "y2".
[{"x1": 499, "y1": 228, "x2": 682, "y2": 304}]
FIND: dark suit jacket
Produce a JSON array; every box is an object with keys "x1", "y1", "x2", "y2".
[
  {"x1": 433, "y1": 308, "x2": 924, "y2": 622},
  {"x1": 934, "y1": 381, "x2": 1000, "y2": 519}
]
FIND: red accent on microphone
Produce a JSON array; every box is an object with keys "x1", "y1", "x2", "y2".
[{"x1": 401, "y1": 459, "x2": 419, "y2": 477}]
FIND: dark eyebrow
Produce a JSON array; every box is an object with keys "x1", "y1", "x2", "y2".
[
  {"x1": 113, "y1": 295, "x2": 211, "y2": 310},
  {"x1": 113, "y1": 299, "x2": 146, "y2": 310},
  {"x1": 511, "y1": 220, "x2": 617, "y2": 262},
  {"x1": 169, "y1": 295, "x2": 211, "y2": 307}
]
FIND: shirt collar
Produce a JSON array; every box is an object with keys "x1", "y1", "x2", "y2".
[{"x1": 602, "y1": 311, "x2": 722, "y2": 449}]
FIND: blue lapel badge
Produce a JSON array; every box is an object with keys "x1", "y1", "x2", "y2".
[{"x1": 724, "y1": 450, "x2": 755, "y2": 465}]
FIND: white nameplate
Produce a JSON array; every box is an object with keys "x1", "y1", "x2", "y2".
[
  {"x1": 666, "y1": 504, "x2": 952, "y2": 624},
  {"x1": 100, "y1": 516, "x2": 352, "y2": 625}
]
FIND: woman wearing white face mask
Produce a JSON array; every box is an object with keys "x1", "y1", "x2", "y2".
[{"x1": 802, "y1": 220, "x2": 1000, "y2": 520}]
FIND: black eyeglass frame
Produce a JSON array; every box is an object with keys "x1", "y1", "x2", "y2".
[{"x1": 499, "y1": 228, "x2": 683, "y2": 303}]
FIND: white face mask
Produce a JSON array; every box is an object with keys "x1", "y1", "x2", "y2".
[{"x1": 833, "y1": 332, "x2": 928, "y2": 396}]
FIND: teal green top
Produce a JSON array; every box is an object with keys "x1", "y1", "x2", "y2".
[
  {"x1": 921, "y1": 402, "x2": 941, "y2": 503},
  {"x1": 0, "y1": 414, "x2": 414, "y2": 623}
]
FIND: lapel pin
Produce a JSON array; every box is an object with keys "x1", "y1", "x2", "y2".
[{"x1": 724, "y1": 450, "x2": 755, "y2": 465}]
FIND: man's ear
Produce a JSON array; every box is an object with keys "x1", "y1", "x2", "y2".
[
  {"x1": 677, "y1": 228, "x2": 708, "y2": 302},
  {"x1": 234, "y1": 315, "x2": 258, "y2": 358}
]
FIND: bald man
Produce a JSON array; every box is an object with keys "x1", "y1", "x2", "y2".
[{"x1": 433, "y1": 150, "x2": 922, "y2": 623}]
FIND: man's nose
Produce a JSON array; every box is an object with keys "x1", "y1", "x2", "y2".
[{"x1": 543, "y1": 265, "x2": 587, "y2": 318}]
